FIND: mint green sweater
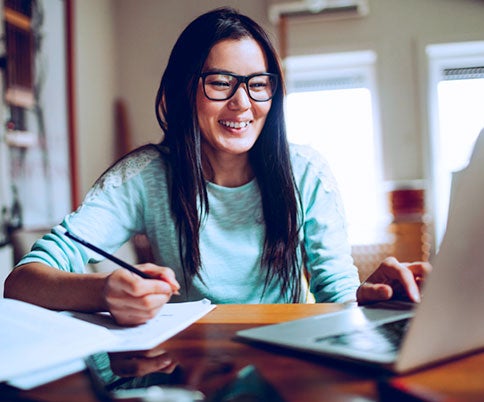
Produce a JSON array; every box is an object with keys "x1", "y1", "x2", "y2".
[{"x1": 19, "y1": 143, "x2": 360, "y2": 303}]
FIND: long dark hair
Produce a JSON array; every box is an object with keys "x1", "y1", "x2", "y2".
[{"x1": 155, "y1": 7, "x2": 302, "y2": 302}]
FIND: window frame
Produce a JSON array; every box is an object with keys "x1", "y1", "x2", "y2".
[
  {"x1": 426, "y1": 40, "x2": 484, "y2": 249},
  {"x1": 283, "y1": 50, "x2": 387, "y2": 245}
]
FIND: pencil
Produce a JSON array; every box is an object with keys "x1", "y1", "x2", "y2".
[{"x1": 63, "y1": 230, "x2": 154, "y2": 279}]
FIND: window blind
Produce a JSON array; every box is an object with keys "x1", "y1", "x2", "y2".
[
  {"x1": 442, "y1": 66, "x2": 484, "y2": 80},
  {"x1": 288, "y1": 74, "x2": 366, "y2": 92}
]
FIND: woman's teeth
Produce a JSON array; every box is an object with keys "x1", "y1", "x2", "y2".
[{"x1": 219, "y1": 120, "x2": 250, "y2": 129}]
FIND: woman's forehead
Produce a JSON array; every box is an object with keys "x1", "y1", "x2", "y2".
[{"x1": 203, "y1": 38, "x2": 269, "y2": 74}]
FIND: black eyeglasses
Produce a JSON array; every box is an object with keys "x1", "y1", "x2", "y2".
[{"x1": 200, "y1": 72, "x2": 278, "y2": 102}]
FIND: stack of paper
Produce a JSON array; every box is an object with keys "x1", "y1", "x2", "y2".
[{"x1": 0, "y1": 298, "x2": 215, "y2": 389}]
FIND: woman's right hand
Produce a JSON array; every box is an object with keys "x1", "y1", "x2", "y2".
[{"x1": 103, "y1": 264, "x2": 180, "y2": 326}]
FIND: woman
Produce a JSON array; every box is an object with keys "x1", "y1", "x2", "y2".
[{"x1": 4, "y1": 8, "x2": 429, "y2": 325}]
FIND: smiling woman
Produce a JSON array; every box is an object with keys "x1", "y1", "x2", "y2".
[
  {"x1": 195, "y1": 38, "x2": 273, "y2": 186},
  {"x1": 5, "y1": 7, "x2": 429, "y2": 325}
]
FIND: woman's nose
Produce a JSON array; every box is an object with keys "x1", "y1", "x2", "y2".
[{"x1": 228, "y1": 85, "x2": 251, "y2": 110}]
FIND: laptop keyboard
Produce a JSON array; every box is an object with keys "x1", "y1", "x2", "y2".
[{"x1": 314, "y1": 318, "x2": 411, "y2": 354}]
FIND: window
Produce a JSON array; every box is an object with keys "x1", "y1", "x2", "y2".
[
  {"x1": 427, "y1": 41, "x2": 484, "y2": 248},
  {"x1": 284, "y1": 51, "x2": 386, "y2": 245}
]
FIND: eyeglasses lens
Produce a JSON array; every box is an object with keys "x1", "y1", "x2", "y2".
[{"x1": 203, "y1": 74, "x2": 276, "y2": 101}]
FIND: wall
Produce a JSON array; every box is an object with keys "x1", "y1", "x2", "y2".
[{"x1": 74, "y1": 0, "x2": 117, "y2": 199}]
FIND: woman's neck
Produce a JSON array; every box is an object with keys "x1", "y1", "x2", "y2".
[{"x1": 202, "y1": 151, "x2": 254, "y2": 188}]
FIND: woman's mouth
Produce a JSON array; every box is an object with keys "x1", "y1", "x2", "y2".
[{"x1": 219, "y1": 120, "x2": 251, "y2": 129}]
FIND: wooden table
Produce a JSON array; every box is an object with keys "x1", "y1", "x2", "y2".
[{"x1": 2, "y1": 304, "x2": 484, "y2": 402}]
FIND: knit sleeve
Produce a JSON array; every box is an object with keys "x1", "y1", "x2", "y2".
[
  {"x1": 16, "y1": 147, "x2": 159, "y2": 272},
  {"x1": 291, "y1": 144, "x2": 360, "y2": 302}
]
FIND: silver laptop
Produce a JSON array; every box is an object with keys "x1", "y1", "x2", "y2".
[{"x1": 237, "y1": 130, "x2": 484, "y2": 373}]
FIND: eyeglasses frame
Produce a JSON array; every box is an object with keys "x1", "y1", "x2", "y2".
[{"x1": 199, "y1": 71, "x2": 279, "y2": 102}]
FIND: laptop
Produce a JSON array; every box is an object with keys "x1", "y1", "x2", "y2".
[{"x1": 237, "y1": 130, "x2": 484, "y2": 374}]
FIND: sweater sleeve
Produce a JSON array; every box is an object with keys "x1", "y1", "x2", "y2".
[
  {"x1": 292, "y1": 145, "x2": 360, "y2": 303},
  {"x1": 16, "y1": 148, "x2": 157, "y2": 272}
]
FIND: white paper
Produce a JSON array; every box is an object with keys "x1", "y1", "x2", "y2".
[
  {"x1": 7, "y1": 359, "x2": 86, "y2": 390},
  {"x1": 0, "y1": 298, "x2": 215, "y2": 388},
  {"x1": 66, "y1": 299, "x2": 215, "y2": 352},
  {"x1": 0, "y1": 299, "x2": 117, "y2": 382}
]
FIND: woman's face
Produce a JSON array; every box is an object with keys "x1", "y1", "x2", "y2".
[{"x1": 196, "y1": 38, "x2": 272, "y2": 160}]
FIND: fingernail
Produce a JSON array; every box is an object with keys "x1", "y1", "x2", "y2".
[{"x1": 412, "y1": 288, "x2": 421, "y2": 302}]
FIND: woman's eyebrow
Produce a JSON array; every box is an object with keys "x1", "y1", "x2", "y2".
[
  {"x1": 202, "y1": 68, "x2": 233, "y2": 74},
  {"x1": 202, "y1": 69, "x2": 269, "y2": 75}
]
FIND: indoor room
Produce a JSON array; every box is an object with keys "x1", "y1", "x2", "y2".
[{"x1": 0, "y1": 0, "x2": 483, "y2": 400}]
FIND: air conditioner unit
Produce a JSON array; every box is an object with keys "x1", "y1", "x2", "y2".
[{"x1": 268, "y1": 0, "x2": 369, "y2": 24}]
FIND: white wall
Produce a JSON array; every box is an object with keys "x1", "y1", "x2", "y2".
[{"x1": 75, "y1": 0, "x2": 117, "y2": 198}]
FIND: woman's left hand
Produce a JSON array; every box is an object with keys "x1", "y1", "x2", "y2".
[{"x1": 356, "y1": 257, "x2": 432, "y2": 304}]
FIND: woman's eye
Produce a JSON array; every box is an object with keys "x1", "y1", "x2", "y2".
[
  {"x1": 206, "y1": 74, "x2": 234, "y2": 89},
  {"x1": 249, "y1": 81, "x2": 268, "y2": 91},
  {"x1": 210, "y1": 80, "x2": 231, "y2": 88}
]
